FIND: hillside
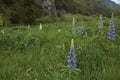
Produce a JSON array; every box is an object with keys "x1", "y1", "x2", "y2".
[
  {"x1": 35, "y1": 0, "x2": 111, "y2": 17},
  {"x1": 99, "y1": 0, "x2": 118, "y2": 8},
  {"x1": 99, "y1": 0, "x2": 116, "y2": 5},
  {"x1": 0, "y1": 0, "x2": 119, "y2": 25}
]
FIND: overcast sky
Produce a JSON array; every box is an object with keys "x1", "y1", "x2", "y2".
[{"x1": 111, "y1": 0, "x2": 120, "y2": 3}]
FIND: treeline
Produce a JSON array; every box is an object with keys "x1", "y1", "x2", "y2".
[
  {"x1": 0, "y1": 0, "x2": 35, "y2": 26},
  {"x1": 0, "y1": 0, "x2": 119, "y2": 26},
  {"x1": 54, "y1": 0, "x2": 110, "y2": 15}
]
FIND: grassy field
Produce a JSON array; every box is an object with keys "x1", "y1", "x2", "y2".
[{"x1": 0, "y1": 15, "x2": 120, "y2": 80}]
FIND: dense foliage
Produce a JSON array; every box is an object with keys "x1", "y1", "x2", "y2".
[
  {"x1": 0, "y1": 0, "x2": 35, "y2": 25},
  {"x1": 55, "y1": 0, "x2": 110, "y2": 15},
  {"x1": 0, "y1": 0, "x2": 114, "y2": 26}
]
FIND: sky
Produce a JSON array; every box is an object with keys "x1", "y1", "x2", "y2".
[{"x1": 111, "y1": 0, "x2": 120, "y2": 3}]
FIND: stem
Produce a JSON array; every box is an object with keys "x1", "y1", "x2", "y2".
[{"x1": 68, "y1": 69, "x2": 72, "y2": 80}]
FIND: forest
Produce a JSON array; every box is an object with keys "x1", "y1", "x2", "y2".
[{"x1": 0, "y1": 0, "x2": 120, "y2": 26}]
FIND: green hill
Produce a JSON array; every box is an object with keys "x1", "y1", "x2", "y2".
[
  {"x1": 0, "y1": 0, "x2": 117, "y2": 25},
  {"x1": 35, "y1": 0, "x2": 111, "y2": 17}
]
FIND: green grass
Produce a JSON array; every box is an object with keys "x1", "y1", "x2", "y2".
[{"x1": 0, "y1": 16, "x2": 120, "y2": 80}]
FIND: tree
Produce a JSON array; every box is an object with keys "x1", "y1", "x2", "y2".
[
  {"x1": 23, "y1": 0, "x2": 35, "y2": 25},
  {"x1": 0, "y1": 0, "x2": 36, "y2": 25},
  {"x1": 0, "y1": 0, "x2": 15, "y2": 26}
]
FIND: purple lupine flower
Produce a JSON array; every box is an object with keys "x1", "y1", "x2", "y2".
[
  {"x1": 67, "y1": 65, "x2": 71, "y2": 69},
  {"x1": 72, "y1": 64, "x2": 77, "y2": 69},
  {"x1": 67, "y1": 59, "x2": 72, "y2": 64},
  {"x1": 108, "y1": 26, "x2": 112, "y2": 40},
  {"x1": 108, "y1": 13, "x2": 116, "y2": 41},
  {"x1": 78, "y1": 26, "x2": 84, "y2": 34},
  {"x1": 67, "y1": 39, "x2": 77, "y2": 69}
]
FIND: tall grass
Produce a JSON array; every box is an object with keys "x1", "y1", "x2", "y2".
[{"x1": 0, "y1": 15, "x2": 120, "y2": 80}]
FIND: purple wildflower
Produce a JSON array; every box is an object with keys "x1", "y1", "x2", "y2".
[
  {"x1": 78, "y1": 26, "x2": 84, "y2": 34},
  {"x1": 108, "y1": 13, "x2": 116, "y2": 41},
  {"x1": 67, "y1": 39, "x2": 77, "y2": 69}
]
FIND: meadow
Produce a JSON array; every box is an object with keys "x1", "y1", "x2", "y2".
[{"x1": 0, "y1": 15, "x2": 120, "y2": 80}]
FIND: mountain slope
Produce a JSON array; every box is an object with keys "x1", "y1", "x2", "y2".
[
  {"x1": 35, "y1": 0, "x2": 111, "y2": 17},
  {"x1": 99, "y1": 0, "x2": 118, "y2": 7}
]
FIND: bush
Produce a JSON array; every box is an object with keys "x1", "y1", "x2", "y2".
[
  {"x1": 37, "y1": 16, "x2": 61, "y2": 23},
  {"x1": 60, "y1": 14, "x2": 74, "y2": 22}
]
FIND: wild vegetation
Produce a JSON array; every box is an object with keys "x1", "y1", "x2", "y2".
[
  {"x1": 0, "y1": 0, "x2": 120, "y2": 80},
  {"x1": 0, "y1": 14, "x2": 120, "y2": 80},
  {"x1": 0, "y1": 0, "x2": 120, "y2": 26}
]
